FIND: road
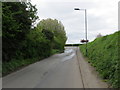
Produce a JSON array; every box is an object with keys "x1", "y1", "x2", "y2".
[{"x1": 2, "y1": 47, "x2": 108, "y2": 88}]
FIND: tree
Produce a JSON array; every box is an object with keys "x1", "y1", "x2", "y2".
[
  {"x1": 96, "y1": 33, "x2": 102, "y2": 38},
  {"x1": 36, "y1": 18, "x2": 67, "y2": 51},
  {"x1": 42, "y1": 29, "x2": 54, "y2": 41},
  {"x1": 2, "y1": 2, "x2": 38, "y2": 61}
]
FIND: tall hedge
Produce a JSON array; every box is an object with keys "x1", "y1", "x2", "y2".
[
  {"x1": 2, "y1": 2, "x2": 67, "y2": 76},
  {"x1": 2, "y1": 2, "x2": 38, "y2": 62}
]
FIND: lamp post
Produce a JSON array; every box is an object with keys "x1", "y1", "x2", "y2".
[{"x1": 74, "y1": 8, "x2": 88, "y2": 56}]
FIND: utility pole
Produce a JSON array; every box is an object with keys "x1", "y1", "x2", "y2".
[{"x1": 74, "y1": 8, "x2": 88, "y2": 56}]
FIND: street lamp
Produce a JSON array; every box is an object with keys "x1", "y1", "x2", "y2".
[{"x1": 74, "y1": 8, "x2": 88, "y2": 56}]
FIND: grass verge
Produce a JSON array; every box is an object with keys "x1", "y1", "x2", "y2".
[
  {"x1": 2, "y1": 49, "x2": 63, "y2": 76},
  {"x1": 80, "y1": 31, "x2": 120, "y2": 88}
]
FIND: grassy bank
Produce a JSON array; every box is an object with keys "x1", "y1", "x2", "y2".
[{"x1": 80, "y1": 31, "x2": 120, "y2": 88}]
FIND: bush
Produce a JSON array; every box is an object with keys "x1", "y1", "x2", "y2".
[{"x1": 23, "y1": 29, "x2": 52, "y2": 58}]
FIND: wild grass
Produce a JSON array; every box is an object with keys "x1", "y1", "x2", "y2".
[
  {"x1": 2, "y1": 48, "x2": 63, "y2": 76},
  {"x1": 80, "y1": 31, "x2": 120, "y2": 88}
]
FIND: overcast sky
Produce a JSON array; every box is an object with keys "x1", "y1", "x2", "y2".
[{"x1": 31, "y1": 0, "x2": 119, "y2": 44}]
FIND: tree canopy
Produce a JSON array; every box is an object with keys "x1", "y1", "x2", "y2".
[
  {"x1": 37, "y1": 18, "x2": 67, "y2": 50},
  {"x1": 2, "y1": 2, "x2": 38, "y2": 61}
]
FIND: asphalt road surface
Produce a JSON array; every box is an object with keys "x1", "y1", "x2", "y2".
[{"x1": 2, "y1": 47, "x2": 108, "y2": 88}]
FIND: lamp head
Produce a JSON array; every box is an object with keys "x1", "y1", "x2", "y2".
[{"x1": 74, "y1": 8, "x2": 80, "y2": 10}]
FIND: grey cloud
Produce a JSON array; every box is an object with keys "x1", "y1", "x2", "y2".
[{"x1": 31, "y1": 0, "x2": 118, "y2": 44}]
